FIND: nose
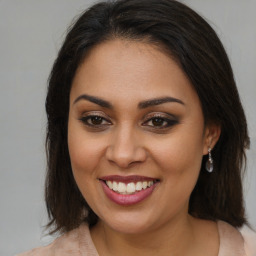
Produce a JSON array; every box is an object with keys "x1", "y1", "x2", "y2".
[{"x1": 105, "y1": 125, "x2": 147, "y2": 168}]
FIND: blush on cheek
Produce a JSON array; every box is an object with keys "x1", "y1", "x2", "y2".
[{"x1": 69, "y1": 141, "x2": 104, "y2": 180}]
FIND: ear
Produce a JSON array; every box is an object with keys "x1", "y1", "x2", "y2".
[{"x1": 203, "y1": 123, "x2": 221, "y2": 155}]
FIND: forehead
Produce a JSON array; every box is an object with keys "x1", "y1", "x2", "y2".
[{"x1": 70, "y1": 39, "x2": 199, "y2": 106}]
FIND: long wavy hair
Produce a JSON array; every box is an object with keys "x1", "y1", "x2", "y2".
[{"x1": 45, "y1": 0, "x2": 250, "y2": 234}]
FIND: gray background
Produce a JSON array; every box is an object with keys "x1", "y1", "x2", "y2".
[{"x1": 0, "y1": 0, "x2": 255, "y2": 255}]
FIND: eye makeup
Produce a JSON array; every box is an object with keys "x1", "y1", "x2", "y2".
[
  {"x1": 78, "y1": 111, "x2": 112, "y2": 131},
  {"x1": 78, "y1": 109, "x2": 179, "y2": 134},
  {"x1": 141, "y1": 112, "x2": 179, "y2": 131}
]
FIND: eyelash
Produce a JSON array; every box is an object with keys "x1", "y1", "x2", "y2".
[
  {"x1": 142, "y1": 114, "x2": 178, "y2": 130},
  {"x1": 79, "y1": 115, "x2": 112, "y2": 128},
  {"x1": 79, "y1": 113, "x2": 178, "y2": 130}
]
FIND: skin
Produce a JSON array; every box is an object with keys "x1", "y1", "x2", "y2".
[{"x1": 68, "y1": 39, "x2": 220, "y2": 256}]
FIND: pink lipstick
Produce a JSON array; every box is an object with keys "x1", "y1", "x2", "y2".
[{"x1": 99, "y1": 175, "x2": 159, "y2": 206}]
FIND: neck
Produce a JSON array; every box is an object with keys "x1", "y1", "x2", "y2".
[{"x1": 91, "y1": 214, "x2": 197, "y2": 256}]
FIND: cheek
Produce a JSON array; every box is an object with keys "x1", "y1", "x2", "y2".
[
  {"x1": 149, "y1": 134, "x2": 204, "y2": 215},
  {"x1": 68, "y1": 121, "x2": 104, "y2": 181},
  {"x1": 153, "y1": 133, "x2": 204, "y2": 173},
  {"x1": 150, "y1": 126, "x2": 205, "y2": 193},
  {"x1": 68, "y1": 126, "x2": 105, "y2": 208}
]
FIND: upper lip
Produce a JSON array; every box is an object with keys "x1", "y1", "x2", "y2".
[{"x1": 99, "y1": 175, "x2": 158, "y2": 183}]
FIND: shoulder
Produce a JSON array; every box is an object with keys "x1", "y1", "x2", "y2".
[
  {"x1": 218, "y1": 220, "x2": 256, "y2": 256},
  {"x1": 16, "y1": 224, "x2": 99, "y2": 256},
  {"x1": 240, "y1": 224, "x2": 256, "y2": 256}
]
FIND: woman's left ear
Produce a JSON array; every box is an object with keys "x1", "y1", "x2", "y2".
[{"x1": 203, "y1": 123, "x2": 221, "y2": 155}]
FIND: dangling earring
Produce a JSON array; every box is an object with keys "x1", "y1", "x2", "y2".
[{"x1": 205, "y1": 147, "x2": 213, "y2": 173}]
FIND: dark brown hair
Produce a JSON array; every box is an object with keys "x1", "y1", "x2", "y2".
[{"x1": 45, "y1": 0, "x2": 250, "y2": 234}]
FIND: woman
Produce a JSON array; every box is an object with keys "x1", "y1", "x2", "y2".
[{"x1": 18, "y1": 0, "x2": 255, "y2": 255}]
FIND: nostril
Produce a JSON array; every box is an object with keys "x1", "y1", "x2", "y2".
[{"x1": 105, "y1": 136, "x2": 147, "y2": 168}]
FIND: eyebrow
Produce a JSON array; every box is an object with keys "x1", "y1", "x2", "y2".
[
  {"x1": 73, "y1": 94, "x2": 113, "y2": 108},
  {"x1": 73, "y1": 94, "x2": 184, "y2": 109},
  {"x1": 138, "y1": 96, "x2": 184, "y2": 109}
]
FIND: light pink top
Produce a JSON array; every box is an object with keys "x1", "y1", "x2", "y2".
[{"x1": 17, "y1": 221, "x2": 256, "y2": 256}]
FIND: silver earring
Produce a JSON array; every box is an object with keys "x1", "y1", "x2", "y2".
[{"x1": 205, "y1": 147, "x2": 213, "y2": 173}]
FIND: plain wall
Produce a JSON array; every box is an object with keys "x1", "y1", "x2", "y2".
[{"x1": 0, "y1": 1, "x2": 255, "y2": 255}]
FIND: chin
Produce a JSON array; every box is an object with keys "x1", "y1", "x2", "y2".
[{"x1": 97, "y1": 210, "x2": 159, "y2": 235}]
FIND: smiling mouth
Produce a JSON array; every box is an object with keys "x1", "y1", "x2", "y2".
[
  {"x1": 99, "y1": 175, "x2": 159, "y2": 205},
  {"x1": 104, "y1": 180, "x2": 157, "y2": 194},
  {"x1": 99, "y1": 175, "x2": 159, "y2": 194}
]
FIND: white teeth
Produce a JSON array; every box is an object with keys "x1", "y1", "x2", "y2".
[
  {"x1": 118, "y1": 182, "x2": 126, "y2": 193},
  {"x1": 113, "y1": 181, "x2": 118, "y2": 191},
  {"x1": 135, "y1": 181, "x2": 142, "y2": 191},
  {"x1": 142, "y1": 181, "x2": 148, "y2": 189},
  {"x1": 127, "y1": 182, "x2": 136, "y2": 193},
  {"x1": 105, "y1": 180, "x2": 155, "y2": 194},
  {"x1": 106, "y1": 181, "x2": 113, "y2": 189}
]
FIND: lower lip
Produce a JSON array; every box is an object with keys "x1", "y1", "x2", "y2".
[{"x1": 100, "y1": 180, "x2": 158, "y2": 206}]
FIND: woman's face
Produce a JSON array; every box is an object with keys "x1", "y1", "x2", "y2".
[{"x1": 68, "y1": 39, "x2": 211, "y2": 234}]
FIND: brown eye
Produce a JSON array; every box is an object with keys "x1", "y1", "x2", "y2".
[
  {"x1": 90, "y1": 116, "x2": 103, "y2": 125},
  {"x1": 151, "y1": 117, "x2": 165, "y2": 126},
  {"x1": 79, "y1": 115, "x2": 111, "y2": 127},
  {"x1": 142, "y1": 113, "x2": 179, "y2": 130}
]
